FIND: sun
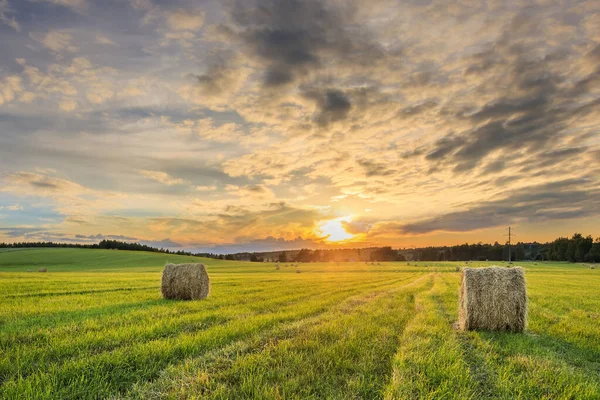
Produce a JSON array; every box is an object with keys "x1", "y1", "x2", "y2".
[{"x1": 316, "y1": 216, "x2": 355, "y2": 242}]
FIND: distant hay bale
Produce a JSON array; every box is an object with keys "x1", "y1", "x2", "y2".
[
  {"x1": 161, "y1": 263, "x2": 210, "y2": 300},
  {"x1": 455, "y1": 266, "x2": 461, "y2": 272},
  {"x1": 296, "y1": 269, "x2": 301, "y2": 273},
  {"x1": 38, "y1": 268, "x2": 47, "y2": 273},
  {"x1": 459, "y1": 266, "x2": 527, "y2": 332},
  {"x1": 275, "y1": 265, "x2": 280, "y2": 270},
  {"x1": 591, "y1": 266, "x2": 595, "y2": 270}
]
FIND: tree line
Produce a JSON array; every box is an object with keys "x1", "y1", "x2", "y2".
[
  {"x1": 239, "y1": 233, "x2": 600, "y2": 263},
  {"x1": 0, "y1": 240, "x2": 203, "y2": 257},
  {"x1": 1, "y1": 233, "x2": 598, "y2": 263}
]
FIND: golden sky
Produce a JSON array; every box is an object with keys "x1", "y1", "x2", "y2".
[{"x1": 0, "y1": 0, "x2": 599, "y2": 253}]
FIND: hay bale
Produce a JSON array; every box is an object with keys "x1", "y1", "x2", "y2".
[
  {"x1": 296, "y1": 269, "x2": 301, "y2": 273},
  {"x1": 458, "y1": 266, "x2": 527, "y2": 332},
  {"x1": 455, "y1": 266, "x2": 461, "y2": 272},
  {"x1": 275, "y1": 265, "x2": 280, "y2": 270},
  {"x1": 38, "y1": 268, "x2": 47, "y2": 273},
  {"x1": 161, "y1": 263, "x2": 210, "y2": 300}
]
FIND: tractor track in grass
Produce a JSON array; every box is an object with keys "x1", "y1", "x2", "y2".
[
  {"x1": 1, "y1": 274, "x2": 421, "y2": 398},
  {"x1": 3, "y1": 285, "x2": 160, "y2": 299},
  {"x1": 120, "y1": 273, "x2": 434, "y2": 399},
  {"x1": 454, "y1": 333, "x2": 500, "y2": 399},
  {"x1": 433, "y1": 274, "x2": 501, "y2": 399},
  {"x1": 1, "y1": 274, "x2": 405, "y2": 333}
]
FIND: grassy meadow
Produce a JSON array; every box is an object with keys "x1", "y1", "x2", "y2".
[{"x1": 1, "y1": 248, "x2": 599, "y2": 399}]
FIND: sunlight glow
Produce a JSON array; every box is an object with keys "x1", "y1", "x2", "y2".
[{"x1": 317, "y1": 216, "x2": 355, "y2": 242}]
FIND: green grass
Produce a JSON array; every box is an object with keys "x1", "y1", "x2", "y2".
[{"x1": 1, "y1": 249, "x2": 599, "y2": 399}]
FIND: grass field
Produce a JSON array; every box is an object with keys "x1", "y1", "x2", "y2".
[{"x1": 1, "y1": 248, "x2": 599, "y2": 399}]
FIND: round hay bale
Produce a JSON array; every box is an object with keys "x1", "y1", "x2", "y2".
[
  {"x1": 275, "y1": 265, "x2": 280, "y2": 270},
  {"x1": 38, "y1": 268, "x2": 47, "y2": 273},
  {"x1": 296, "y1": 269, "x2": 301, "y2": 273},
  {"x1": 455, "y1": 266, "x2": 461, "y2": 272},
  {"x1": 161, "y1": 263, "x2": 210, "y2": 300},
  {"x1": 592, "y1": 266, "x2": 595, "y2": 270},
  {"x1": 459, "y1": 266, "x2": 527, "y2": 332}
]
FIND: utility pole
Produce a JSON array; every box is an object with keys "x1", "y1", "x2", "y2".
[{"x1": 508, "y1": 226, "x2": 511, "y2": 263}]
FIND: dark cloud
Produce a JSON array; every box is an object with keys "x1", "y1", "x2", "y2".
[
  {"x1": 399, "y1": 99, "x2": 438, "y2": 116},
  {"x1": 356, "y1": 159, "x2": 395, "y2": 177},
  {"x1": 303, "y1": 88, "x2": 352, "y2": 126},
  {"x1": 229, "y1": 0, "x2": 382, "y2": 88},
  {"x1": 341, "y1": 220, "x2": 371, "y2": 235},
  {"x1": 393, "y1": 178, "x2": 600, "y2": 234},
  {"x1": 192, "y1": 50, "x2": 235, "y2": 95},
  {"x1": 0, "y1": 227, "x2": 43, "y2": 238},
  {"x1": 420, "y1": 12, "x2": 599, "y2": 175}
]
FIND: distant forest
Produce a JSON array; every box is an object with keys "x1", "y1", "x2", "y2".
[
  {"x1": 1, "y1": 233, "x2": 599, "y2": 263},
  {"x1": 0, "y1": 240, "x2": 201, "y2": 256}
]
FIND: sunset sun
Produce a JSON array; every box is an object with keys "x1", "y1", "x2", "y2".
[{"x1": 317, "y1": 216, "x2": 355, "y2": 242}]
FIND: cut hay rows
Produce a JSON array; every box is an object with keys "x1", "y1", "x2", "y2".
[
  {"x1": 458, "y1": 266, "x2": 527, "y2": 332},
  {"x1": 161, "y1": 263, "x2": 210, "y2": 300}
]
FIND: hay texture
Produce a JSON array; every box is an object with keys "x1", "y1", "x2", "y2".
[
  {"x1": 161, "y1": 263, "x2": 210, "y2": 300},
  {"x1": 459, "y1": 266, "x2": 527, "y2": 332}
]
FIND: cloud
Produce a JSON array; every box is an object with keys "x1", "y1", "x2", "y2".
[
  {"x1": 95, "y1": 34, "x2": 117, "y2": 46},
  {"x1": 227, "y1": 0, "x2": 382, "y2": 88},
  {"x1": 138, "y1": 170, "x2": 188, "y2": 185},
  {"x1": 1, "y1": 171, "x2": 88, "y2": 196},
  {"x1": 417, "y1": 12, "x2": 600, "y2": 175},
  {"x1": 387, "y1": 178, "x2": 600, "y2": 235},
  {"x1": 341, "y1": 220, "x2": 372, "y2": 235},
  {"x1": 59, "y1": 99, "x2": 78, "y2": 111},
  {"x1": 166, "y1": 9, "x2": 205, "y2": 31},
  {"x1": 0, "y1": 0, "x2": 20, "y2": 32},
  {"x1": 0, "y1": 75, "x2": 23, "y2": 105},
  {"x1": 0, "y1": 204, "x2": 23, "y2": 211},
  {"x1": 196, "y1": 185, "x2": 217, "y2": 191},
  {"x1": 225, "y1": 184, "x2": 274, "y2": 199},
  {"x1": 35, "y1": 0, "x2": 87, "y2": 12},
  {"x1": 303, "y1": 88, "x2": 352, "y2": 126},
  {"x1": 30, "y1": 30, "x2": 78, "y2": 53},
  {"x1": 356, "y1": 158, "x2": 395, "y2": 177}
]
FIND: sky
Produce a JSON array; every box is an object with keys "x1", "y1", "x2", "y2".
[{"x1": 0, "y1": 0, "x2": 599, "y2": 253}]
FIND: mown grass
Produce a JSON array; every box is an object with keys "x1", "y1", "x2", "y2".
[{"x1": 1, "y1": 249, "x2": 599, "y2": 399}]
